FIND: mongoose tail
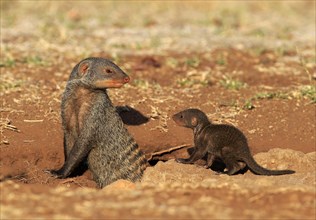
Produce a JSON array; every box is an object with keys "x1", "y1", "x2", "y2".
[{"x1": 242, "y1": 153, "x2": 295, "y2": 175}]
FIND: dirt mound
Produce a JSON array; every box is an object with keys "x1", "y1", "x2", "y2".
[
  {"x1": 1, "y1": 149, "x2": 315, "y2": 219},
  {"x1": 142, "y1": 148, "x2": 315, "y2": 189},
  {"x1": 254, "y1": 148, "x2": 316, "y2": 173}
]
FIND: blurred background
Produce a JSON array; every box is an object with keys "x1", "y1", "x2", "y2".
[{"x1": 1, "y1": 1, "x2": 315, "y2": 62}]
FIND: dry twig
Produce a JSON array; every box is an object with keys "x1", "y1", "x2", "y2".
[
  {"x1": 23, "y1": 119, "x2": 44, "y2": 123},
  {"x1": 147, "y1": 144, "x2": 189, "y2": 161}
]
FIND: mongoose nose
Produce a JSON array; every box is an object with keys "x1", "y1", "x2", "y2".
[{"x1": 123, "y1": 76, "x2": 130, "y2": 83}]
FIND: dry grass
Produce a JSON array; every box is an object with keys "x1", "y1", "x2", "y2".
[{"x1": 1, "y1": 1, "x2": 314, "y2": 60}]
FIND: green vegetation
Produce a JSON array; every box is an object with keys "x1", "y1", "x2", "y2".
[
  {"x1": 0, "y1": 78, "x2": 23, "y2": 92},
  {"x1": 298, "y1": 85, "x2": 316, "y2": 103},
  {"x1": 132, "y1": 79, "x2": 150, "y2": 89},
  {"x1": 0, "y1": 56, "x2": 48, "y2": 67},
  {"x1": 251, "y1": 86, "x2": 316, "y2": 105},
  {"x1": 23, "y1": 56, "x2": 48, "y2": 66},
  {"x1": 177, "y1": 78, "x2": 209, "y2": 87},
  {"x1": 0, "y1": 58, "x2": 16, "y2": 67},
  {"x1": 185, "y1": 57, "x2": 200, "y2": 68},
  {"x1": 237, "y1": 85, "x2": 316, "y2": 111},
  {"x1": 132, "y1": 79, "x2": 162, "y2": 90},
  {"x1": 215, "y1": 53, "x2": 227, "y2": 66},
  {"x1": 248, "y1": 28, "x2": 266, "y2": 37},
  {"x1": 254, "y1": 91, "x2": 289, "y2": 100},
  {"x1": 220, "y1": 76, "x2": 247, "y2": 90},
  {"x1": 166, "y1": 58, "x2": 179, "y2": 69},
  {"x1": 248, "y1": 45, "x2": 266, "y2": 56},
  {"x1": 243, "y1": 99, "x2": 255, "y2": 110}
]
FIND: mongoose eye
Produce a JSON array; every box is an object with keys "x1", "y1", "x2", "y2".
[
  {"x1": 105, "y1": 69, "x2": 113, "y2": 74},
  {"x1": 180, "y1": 115, "x2": 183, "y2": 118}
]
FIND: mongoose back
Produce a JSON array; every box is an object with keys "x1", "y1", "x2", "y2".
[
  {"x1": 49, "y1": 57, "x2": 147, "y2": 187},
  {"x1": 172, "y1": 108, "x2": 295, "y2": 176}
]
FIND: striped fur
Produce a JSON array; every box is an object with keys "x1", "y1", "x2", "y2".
[{"x1": 86, "y1": 92, "x2": 147, "y2": 188}]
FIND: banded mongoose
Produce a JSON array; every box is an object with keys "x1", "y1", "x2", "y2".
[
  {"x1": 49, "y1": 57, "x2": 147, "y2": 187},
  {"x1": 172, "y1": 108, "x2": 295, "y2": 176}
]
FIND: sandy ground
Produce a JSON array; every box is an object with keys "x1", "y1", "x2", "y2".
[{"x1": 1, "y1": 1, "x2": 315, "y2": 219}]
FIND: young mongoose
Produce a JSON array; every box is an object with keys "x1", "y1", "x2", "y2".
[
  {"x1": 49, "y1": 57, "x2": 147, "y2": 187},
  {"x1": 172, "y1": 109, "x2": 295, "y2": 176}
]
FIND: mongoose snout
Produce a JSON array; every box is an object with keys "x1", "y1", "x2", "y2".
[
  {"x1": 172, "y1": 113, "x2": 187, "y2": 127},
  {"x1": 123, "y1": 76, "x2": 130, "y2": 83}
]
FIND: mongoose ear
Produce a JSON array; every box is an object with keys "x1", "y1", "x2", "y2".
[
  {"x1": 191, "y1": 117, "x2": 198, "y2": 126},
  {"x1": 78, "y1": 61, "x2": 90, "y2": 76}
]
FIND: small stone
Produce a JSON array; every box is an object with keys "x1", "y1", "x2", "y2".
[
  {"x1": 277, "y1": 164, "x2": 288, "y2": 170},
  {"x1": 103, "y1": 179, "x2": 136, "y2": 191},
  {"x1": 255, "y1": 178, "x2": 274, "y2": 187}
]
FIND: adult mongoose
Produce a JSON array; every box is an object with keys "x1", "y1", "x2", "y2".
[
  {"x1": 49, "y1": 57, "x2": 147, "y2": 187},
  {"x1": 172, "y1": 108, "x2": 295, "y2": 176}
]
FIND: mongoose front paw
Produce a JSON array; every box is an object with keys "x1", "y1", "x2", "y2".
[
  {"x1": 176, "y1": 158, "x2": 190, "y2": 164},
  {"x1": 44, "y1": 169, "x2": 64, "y2": 178}
]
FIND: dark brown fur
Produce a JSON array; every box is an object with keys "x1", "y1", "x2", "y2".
[
  {"x1": 173, "y1": 109, "x2": 295, "y2": 176},
  {"x1": 48, "y1": 57, "x2": 147, "y2": 187}
]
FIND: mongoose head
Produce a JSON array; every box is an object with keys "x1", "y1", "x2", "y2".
[
  {"x1": 73, "y1": 57, "x2": 130, "y2": 89},
  {"x1": 172, "y1": 108, "x2": 210, "y2": 129}
]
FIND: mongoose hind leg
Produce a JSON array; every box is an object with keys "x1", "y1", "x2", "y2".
[
  {"x1": 221, "y1": 146, "x2": 242, "y2": 175},
  {"x1": 238, "y1": 161, "x2": 247, "y2": 170},
  {"x1": 204, "y1": 153, "x2": 216, "y2": 168},
  {"x1": 224, "y1": 160, "x2": 242, "y2": 175}
]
